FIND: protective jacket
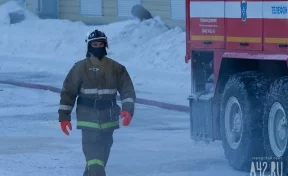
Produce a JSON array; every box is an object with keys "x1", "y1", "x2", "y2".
[{"x1": 58, "y1": 55, "x2": 136, "y2": 131}]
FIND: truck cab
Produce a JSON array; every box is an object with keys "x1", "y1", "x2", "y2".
[{"x1": 185, "y1": 0, "x2": 288, "y2": 172}]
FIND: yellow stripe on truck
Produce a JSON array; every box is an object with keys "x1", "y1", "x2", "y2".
[
  {"x1": 191, "y1": 36, "x2": 288, "y2": 44},
  {"x1": 191, "y1": 35, "x2": 224, "y2": 41},
  {"x1": 264, "y1": 38, "x2": 288, "y2": 44},
  {"x1": 226, "y1": 37, "x2": 262, "y2": 43}
]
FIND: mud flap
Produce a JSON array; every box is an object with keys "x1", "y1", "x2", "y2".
[{"x1": 188, "y1": 93, "x2": 213, "y2": 143}]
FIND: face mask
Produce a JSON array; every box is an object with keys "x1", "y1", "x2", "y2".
[{"x1": 88, "y1": 46, "x2": 107, "y2": 59}]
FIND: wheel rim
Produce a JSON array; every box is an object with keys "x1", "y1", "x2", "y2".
[
  {"x1": 225, "y1": 96, "x2": 243, "y2": 150},
  {"x1": 268, "y1": 102, "x2": 288, "y2": 157}
]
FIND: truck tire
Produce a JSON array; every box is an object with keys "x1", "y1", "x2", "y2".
[
  {"x1": 263, "y1": 77, "x2": 288, "y2": 174},
  {"x1": 220, "y1": 71, "x2": 271, "y2": 171}
]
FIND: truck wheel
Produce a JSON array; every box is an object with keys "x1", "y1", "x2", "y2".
[
  {"x1": 220, "y1": 71, "x2": 271, "y2": 171},
  {"x1": 263, "y1": 77, "x2": 288, "y2": 173}
]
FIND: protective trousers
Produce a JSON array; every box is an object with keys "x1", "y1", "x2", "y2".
[{"x1": 82, "y1": 130, "x2": 114, "y2": 176}]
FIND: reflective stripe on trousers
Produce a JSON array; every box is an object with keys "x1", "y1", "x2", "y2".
[
  {"x1": 59, "y1": 105, "x2": 73, "y2": 111},
  {"x1": 88, "y1": 159, "x2": 104, "y2": 167},
  {"x1": 77, "y1": 121, "x2": 118, "y2": 129}
]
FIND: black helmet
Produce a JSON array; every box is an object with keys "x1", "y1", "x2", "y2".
[{"x1": 85, "y1": 29, "x2": 108, "y2": 48}]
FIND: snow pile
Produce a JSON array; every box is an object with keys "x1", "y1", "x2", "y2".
[
  {"x1": 0, "y1": 2, "x2": 190, "y2": 104},
  {"x1": 0, "y1": 1, "x2": 38, "y2": 25},
  {"x1": 0, "y1": 1, "x2": 188, "y2": 73},
  {"x1": 109, "y1": 17, "x2": 187, "y2": 71}
]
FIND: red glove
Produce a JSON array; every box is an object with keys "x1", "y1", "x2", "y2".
[
  {"x1": 60, "y1": 121, "x2": 72, "y2": 135},
  {"x1": 120, "y1": 111, "x2": 132, "y2": 126}
]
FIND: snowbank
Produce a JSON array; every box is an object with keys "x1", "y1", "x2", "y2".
[
  {"x1": 0, "y1": 2, "x2": 190, "y2": 105},
  {"x1": 0, "y1": 1, "x2": 188, "y2": 73},
  {"x1": 109, "y1": 18, "x2": 187, "y2": 72},
  {"x1": 0, "y1": 1, "x2": 37, "y2": 25}
]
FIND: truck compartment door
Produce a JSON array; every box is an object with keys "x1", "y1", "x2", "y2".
[
  {"x1": 225, "y1": 0, "x2": 263, "y2": 50},
  {"x1": 263, "y1": 2, "x2": 288, "y2": 52},
  {"x1": 190, "y1": 1, "x2": 225, "y2": 49},
  {"x1": 189, "y1": 51, "x2": 216, "y2": 142}
]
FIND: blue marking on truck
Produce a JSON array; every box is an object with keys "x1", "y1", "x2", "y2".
[
  {"x1": 241, "y1": 0, "x2": 247, "y2": 22},
  {"x1": 271, "y1": 6, "x2": 287, "y2": 15}
]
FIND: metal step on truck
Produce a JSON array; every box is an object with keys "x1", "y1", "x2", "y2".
[{"x1": 185, "y1": 0, "x2": 288, "y2": 174}]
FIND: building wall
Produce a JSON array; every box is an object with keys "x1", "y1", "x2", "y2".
[
  {"x1": 0, "y1": 0, "x2": 185, "y2": 28},
  {"x1": 25, "y1": 0, "x2": 38, "y2": 13},
  {"x1": 142, "y1": 0, "x2": 185, "y2": 28},
  {"x1": 58, "y1": 0, "x2": 185, "y2": 28},
  {"x1": 59, "y1": 0, "x2": 127, "y2": 25}
]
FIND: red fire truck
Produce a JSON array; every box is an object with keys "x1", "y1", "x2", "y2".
[{"x1": 185, "y1": 0, "x2": 288, "y2": 172}]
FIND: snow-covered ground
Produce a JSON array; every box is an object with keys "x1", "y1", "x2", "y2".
[
  {"x1": 0, "y1": 55, "x2": 190, "y2": 106},
  {"x1": 0, "y1": 84, "x2": 249, "y2": 176}
]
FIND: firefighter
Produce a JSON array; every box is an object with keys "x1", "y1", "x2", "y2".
[{"x1": 58, "y1": 29, "x2": 136, "y2": 176}]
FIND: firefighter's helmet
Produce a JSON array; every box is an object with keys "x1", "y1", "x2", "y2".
[{"x1": 85, "y1": 29, "x2": 108, "y2": 48}]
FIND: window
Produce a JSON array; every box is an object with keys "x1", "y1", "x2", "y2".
[
  {"x1": 80, "y1": 0, "x2": 103, "y2": 16},
  {"x1": 117, "y1": 0, "x2": 141, "y2": 17},
  {"x1": 170, "y1": 0, "x2": 185, "y2": 20}
]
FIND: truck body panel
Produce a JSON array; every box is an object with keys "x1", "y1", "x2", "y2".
[
  {"x1": 263, "y1": 1, "x2": 288, "y2": 52},
  {"x1": 190, "y1": 1, "x2": 225, "y2": 49},
  {"x1": 186, "y1": 0, "x2": 288, "y2": 172},
  {"x1": 185, "y1": 0, "x2": 288, "y2": 140}
]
